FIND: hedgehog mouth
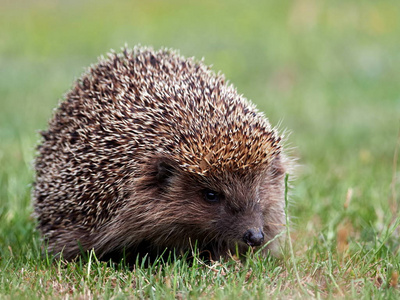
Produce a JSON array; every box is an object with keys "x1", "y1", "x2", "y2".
[{"x1": 199, "y1": 240, "x2": 257, "y2": 260}]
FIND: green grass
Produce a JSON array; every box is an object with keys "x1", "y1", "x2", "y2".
[{"x1": 1, "y1": 0, "x2": 399, "y2": 298}]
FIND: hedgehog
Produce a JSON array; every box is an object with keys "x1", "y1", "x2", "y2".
[{"x1": 33, "y1": 46, "x2": 289, "y2": 263}]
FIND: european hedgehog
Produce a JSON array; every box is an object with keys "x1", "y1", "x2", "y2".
[{"x1": 33, "y1": 46, "x2": 288, "y2": 262}]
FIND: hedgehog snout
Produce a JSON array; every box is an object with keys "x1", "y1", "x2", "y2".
[{"x1": 242, "y1": 228, "x2": 265, "y2": 247}]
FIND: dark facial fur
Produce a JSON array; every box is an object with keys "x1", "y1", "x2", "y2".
[
  {"x1": 93, "y1": 155, "x2": 286, "y2": 261},
  {"x1": 33, "y1": 46, "x2": 288, "y2": 262}
]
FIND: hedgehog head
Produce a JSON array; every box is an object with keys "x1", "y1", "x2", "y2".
[{"x1": 129, "y1": 149, "x2": 286, "y2": 259}]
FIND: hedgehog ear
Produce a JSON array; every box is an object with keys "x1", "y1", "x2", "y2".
[
  {"x1": 136, "y1": 157, "x2": 178, "y2": 192},
  {"x1": 155, "y1": 157, "x2": 178, "y2": 188},
  {"x1": 269, "y1": 154, "x2": 285, "y2": 177}
]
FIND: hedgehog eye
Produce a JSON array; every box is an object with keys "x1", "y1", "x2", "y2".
[{"x1": 203, "y1": 189, "x2": 220, "y2": 203}]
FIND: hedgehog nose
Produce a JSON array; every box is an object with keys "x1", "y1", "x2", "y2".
[{"x1": 243, "y1": 228, "x2": 264, "y2": 246}]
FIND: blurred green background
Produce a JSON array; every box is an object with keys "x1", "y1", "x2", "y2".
[{"x1": 0, "y1": 0, "x2": 399, "y2": 256}]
